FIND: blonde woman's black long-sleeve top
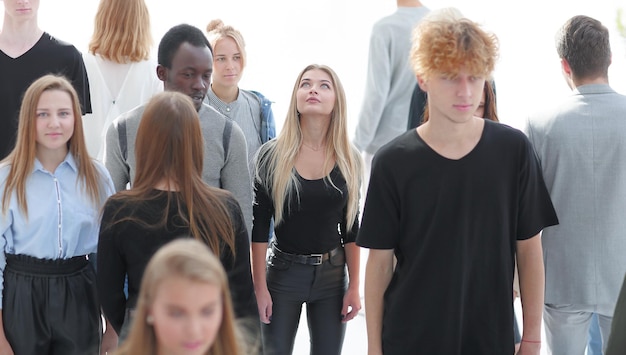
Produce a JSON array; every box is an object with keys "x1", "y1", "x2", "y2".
[
  {"x1": 97, "y1": 189, "x2": 257, "y2": 334},
  {"x1": 252, "y1": 165, "x2": 359, "y2": 254}
]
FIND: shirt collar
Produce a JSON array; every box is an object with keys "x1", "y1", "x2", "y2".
[
  {"x1": 207, "y1": 87, "x2": 242, "y2": 111},
  {"x1": 33, "y1": 152, "x2": 77, "y2": 174},
  {"x1": 573, "y1": 83, "x2": 614, "y2": 96}
]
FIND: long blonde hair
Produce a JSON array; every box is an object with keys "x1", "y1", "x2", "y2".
[
  {"x1": 88, "y1": 0, "x2": 152, "y2": 63},
  {"x1": 255, "y1": 64, "x2": 362, "y2": 227},
  {"x1": 103, "y1": 92, "x2": 235, "y2": 257},
  {"x1": 115, "y1": 239, "x2": 245, "y2": 355},
  {"x1": 1, "y1": 75, "x2": 108, "y2": 216}
]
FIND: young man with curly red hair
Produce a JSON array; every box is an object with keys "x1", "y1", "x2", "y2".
[{"x1": 357, "y1": 11, "x2": 558, "y2": 355}]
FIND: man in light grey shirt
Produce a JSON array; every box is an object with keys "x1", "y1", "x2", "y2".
[
  {"x1": 525, "y1": 15, "x2": 626, "y2": 354},
  {"x1": 353, "y1": 0, "x2": 428, "y2": 193},
  {"x1": 104, "y1": 24, "x2": 252, "y2": 233}
]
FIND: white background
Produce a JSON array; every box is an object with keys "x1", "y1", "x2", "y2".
[
  {"x1": 2, "y1": 0, "x2": 625, "y2": 134},
  {"x1": 2, "y1": 1, "x2": 624, "y2": 353}
]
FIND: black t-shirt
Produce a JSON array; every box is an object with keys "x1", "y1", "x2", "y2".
[
  {"x1": 357, "y1": 120, "x2": 558, "y2": 354},
  {"x1": 0, "y1": 32, "x2": 92, "y2": 159},
  {"x1": 252, "y1": 165, "x2": 358, "y2": 254},
  {"x1": 97, "y1": 189, "x2": 257, "y2": 334}
]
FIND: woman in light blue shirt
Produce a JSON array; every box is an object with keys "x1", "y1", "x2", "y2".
[{"x1": 0, "y1": 75, "x2": 114, "y2": 355}]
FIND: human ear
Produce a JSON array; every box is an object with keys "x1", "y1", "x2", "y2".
[
  {"x1": 417, "y1": 75, "x2": 428, "y2": 92},
  {"x1": 156, "y1": 65, "x2": 167, "y2": 82}
]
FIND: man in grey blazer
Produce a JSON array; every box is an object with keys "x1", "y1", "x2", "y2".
[{"x1": 525, "y1": 15, "x2": 626, "y2": 354}]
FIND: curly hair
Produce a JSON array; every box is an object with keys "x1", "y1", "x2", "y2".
[{"x1": 410, "y1": 16, "x2": 498, "y2": 79}]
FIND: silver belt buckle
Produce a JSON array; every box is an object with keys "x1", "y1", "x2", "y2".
[{"x1": 310, "y1": 254, "x2": 323, "y2": 265}]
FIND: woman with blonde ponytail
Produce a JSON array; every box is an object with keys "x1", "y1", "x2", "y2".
[{"x1": 251, "y1": 64, "x2": 362, "y2": 355}]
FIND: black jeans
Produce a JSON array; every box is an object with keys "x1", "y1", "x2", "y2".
[
  {"x1": 2, "y1": 254, "x2": 101, "y2": 355},
  {"x1": 262, "y1": 251, "x2": 347, "y2": 355}
]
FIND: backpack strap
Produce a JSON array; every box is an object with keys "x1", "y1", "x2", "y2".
[
  {"x1": 222, "y1": 118, "x2": 232, "y2": 163},
  {"x1": 118, "y1": 120, "x2": 127, "y2": 161}
]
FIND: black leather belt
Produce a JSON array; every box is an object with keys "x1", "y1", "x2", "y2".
[{"x1": 271, "y1": 244, "x2": 343, "y2": 266}]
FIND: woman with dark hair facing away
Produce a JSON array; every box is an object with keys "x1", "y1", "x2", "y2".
[
  {"x1": 97, "y1": 91, "x2": 258, "y2": 348},
  {"x1": 83, "y1": 0, "x2": 161, "y2": 160},
  {"x1": 114, "y1": 238, "x2": 251, "y2": 355},
  {"x1": 0, "y1": 74, "x2": 114, "y2": 354},
  {"x1": 252, "y1": 64, "x2": 362, "y2": 355}
]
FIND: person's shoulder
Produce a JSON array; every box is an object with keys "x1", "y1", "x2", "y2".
[
  {"x1": 242, "y1": 89, "x2": 274, "y2": 111},
  {"x1": 525, "y1": 92, "x2": 585, "y2": 132},
  {"x1": 116, "y1": 104, "x2": 146, "y2": 125},
  {"x1": 92, "y1": 159, "x2": 114, "y2": 181},
  {"x1": 375, "y1": 129, "x2": 420, "y2": 160},
  {"x1": 372, "y1": 15, "x2": 397, "y2": 33},
  {"x1": 101, "y1": 191, "x2": 137, "y2": 218},
  {"x1": 240, "y1": 89, "x2": 263, "y2": 103},
  {"x1": 483, "y1": 121, "x2": 535, "y2": 156},
  {"x1": 82, "y1": 51, "x2": 96, "y2": 64},
  {"x1": 92, "y1": 158, "x2": 108, "y2": 174},
  {"x1": 578, "y1": 84, "x2": 626, "y2": 107},
  {"x1": 41, "y1": 32, "x2": 81, "y2": 54},
  {"x1": 200, "y1": 103, "x2": 246, "y2": 143},
  {"x1": 374, "y1": 6, "x2": 429, "y2": 27},
  {"x1": 485, "y1": 120, "x2": 527, "y2": 141},
  {"x1": 199, "y1": 102, "x2": 228, "y2": 123}
]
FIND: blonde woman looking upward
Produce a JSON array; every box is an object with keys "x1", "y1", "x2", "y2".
[
  {"x1": 252, "y1": 64, "x2": 362, "y2": 355},
  {"x1": 205, "y1": 19, "x2": 275, "y2": 171},
  {"x1": 114, "y1": 238, "x2": 249, "y2": 355},
  {"x1": 83, "y1": 0, "x2": 161, "y2": 160}
]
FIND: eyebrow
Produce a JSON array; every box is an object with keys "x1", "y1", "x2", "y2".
[
  {"x1": 36, "y1": 107, "x2": 72, "y2": 111},
  {"x1": 300, "y1": 78, "x2": 332, "y2": 84}
]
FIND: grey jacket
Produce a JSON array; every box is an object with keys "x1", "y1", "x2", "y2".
[{"x1": 525, "y1": 84, "x2": 626, "y2": 311}]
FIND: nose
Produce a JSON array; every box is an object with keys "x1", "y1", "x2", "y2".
[
  {"x1": 186, "y1": 317, "x2": 204, "y2": 338},
  {"x1": 309, "y1": 85, "x2": 318, "y2": 94},
  {"x1": 48, "y1": 115, "x2": 61, "y2": 127},
  {"x1": 457, "y1": 78, "x2": 472, "y2": 98},
  {"x1": 192, "y1": 75, "x2": 207, "y2": 90}
]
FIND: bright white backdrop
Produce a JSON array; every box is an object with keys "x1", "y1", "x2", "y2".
[
  {"x1": 2, "y1": 1, "x2": 624, "y2": 353},
  {"x1": 2, "y1": 0, "x2": 624, "y2": 134}
]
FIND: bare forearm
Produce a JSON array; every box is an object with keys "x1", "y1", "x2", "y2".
[
  {"x1": 517, "y1": 234, "x2": 545, "y2": 341},
  {"x1": 364, "y1": 249, "x2": 394, "y2": 355},
  {"x1": 251, "y1": 242, "x2": 268, "y2": 291},
  {"x1": 344, "y1": 242, "x2": 360, "y2": 291}
]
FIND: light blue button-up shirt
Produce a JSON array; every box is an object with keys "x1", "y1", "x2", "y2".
[{"x1": 0, "y1": 153, "x2": 114, "y2": 307}]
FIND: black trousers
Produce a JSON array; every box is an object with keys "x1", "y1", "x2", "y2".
[
  {"x1": 2, "y1": 254, "x2": 101, "y2": 355},
  {"x1": 262, "y1": 250, "x2": 347, "y2": 355}
]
